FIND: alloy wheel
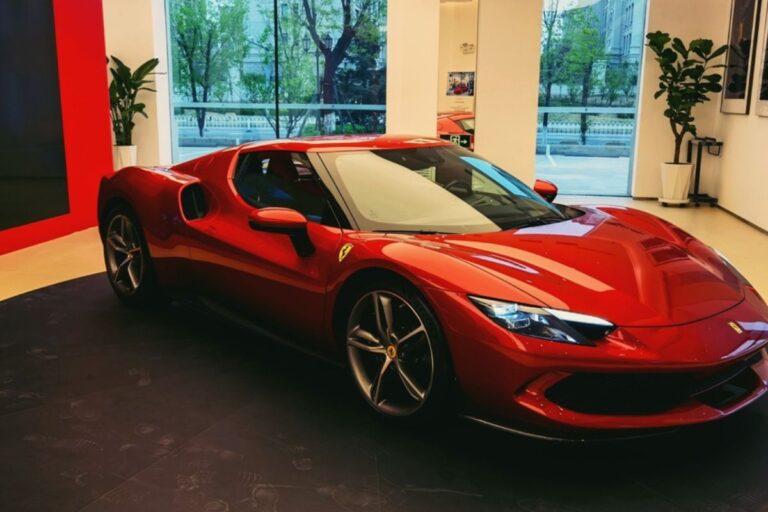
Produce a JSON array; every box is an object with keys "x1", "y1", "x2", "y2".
[
  {"x1": 346, "y1": 290, "x2": 435, "y2": 416},
  {"x1": 105, "y1": 214, "x2": 144, "y2": 295}
]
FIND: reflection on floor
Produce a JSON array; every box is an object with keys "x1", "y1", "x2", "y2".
[
  {"x1": 2, "y1": 274, "x2": 768, "y2": 512},
  {"x1": 0, "y1": 227, "x2": 102, "y2": 301}
]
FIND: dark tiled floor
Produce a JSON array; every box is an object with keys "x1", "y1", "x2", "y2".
[{"x1": 2, "y1": 274, "x2": 768, "y2": 511}]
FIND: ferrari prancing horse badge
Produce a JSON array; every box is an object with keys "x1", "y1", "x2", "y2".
[{"x1": 338, "y1": 243, "x2": 353, "y2": 262}]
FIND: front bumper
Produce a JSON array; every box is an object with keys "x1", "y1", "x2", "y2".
[
  {"x1": 515, "y1": 349, "x2": 768, "y2": 430},
  {"x1": 424, "y1": 287, "x2": 768, "y2": 432}
]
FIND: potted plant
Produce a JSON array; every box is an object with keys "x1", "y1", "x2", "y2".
[
  {"x1": 108, "y1": 56, "x2": 159, "y2": 169},
  {"x1": 645, "y1": 32, "x2": 727, "y2": 205}
]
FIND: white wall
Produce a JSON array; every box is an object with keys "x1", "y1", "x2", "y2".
[
  {"x1": 713, "y1": 5, "x2": 768, "y2": 230},
  {"x1": 386, "y1": 0, "x2": 440, "y2": 135},
  {"x1": 633, "y1": 0, "x2": 768, "y2": 231},
  {"x1": 437, "y1": 0, "x2": 478, "y2": 113},
  {"x1": 103, "y1": 0, "x2": 172, "y2": 167},
  {"x1": 633, "y1": 0, "x2": 729, "y2": 198},
  {"x1": 474, "y1": 0, "x2": 543, "y2": 185}
]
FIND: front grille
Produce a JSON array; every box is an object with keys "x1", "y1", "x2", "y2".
[{"x1": 544, "y1": 352, "x2": 763, "y2": 416}]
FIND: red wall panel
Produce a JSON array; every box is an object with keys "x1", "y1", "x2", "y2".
[{"x1": 0, "y1": 0, "x2": 112, "y2": 255}]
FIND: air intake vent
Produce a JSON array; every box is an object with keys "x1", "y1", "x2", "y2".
[{"x1": 180, "y1": 183, "x2": 207, "y2": 221}]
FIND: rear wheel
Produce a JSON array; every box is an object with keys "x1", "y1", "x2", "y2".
[
  {"x1": 344, "y1": 279, "x2": 451, "y2": 421},
  {"x1": 103, "y1": 207, "x2": 163, "y2": 307}
]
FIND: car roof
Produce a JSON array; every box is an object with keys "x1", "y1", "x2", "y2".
[{"x1": 237, "y1": 134, "x2": 453, "y2": 153}]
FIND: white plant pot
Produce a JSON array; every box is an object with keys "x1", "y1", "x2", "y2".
[
  {"x1": 659, "y1": 162, "x2": 693, "y2": 205},
  {"x1": 113, "y1": 145, "x2": 137, "y2": 170}
]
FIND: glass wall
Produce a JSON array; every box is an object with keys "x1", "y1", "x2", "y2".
[
  {"x1": 167, "y1": 0, "x2": 387, "y2": 162},
  {"x1": 535, "y1": 0, "x2": 647, "y2": 196}
]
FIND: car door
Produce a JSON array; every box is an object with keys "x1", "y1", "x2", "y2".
[{"x1": 187, "y1": 150, "x2": 346, "y2": 352}]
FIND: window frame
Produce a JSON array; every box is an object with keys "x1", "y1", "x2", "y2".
[{"x1": 232, "y1": 149, "x2": 349, "y2": 229}]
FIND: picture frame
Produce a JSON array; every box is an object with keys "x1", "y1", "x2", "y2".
[
  {"x1": 721, "y1": 0, "x2": 763, "y2": 114},
  {"x1": 446, "y1": 71, "x2": 475, "y2": 97},
  {"x1": 758, "y1": 4, "x2": 768, "y2": 116}
]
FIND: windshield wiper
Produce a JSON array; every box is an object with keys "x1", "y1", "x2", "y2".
[{"x1": 508, "y1": 216, "x2": 565, "y2": 230}]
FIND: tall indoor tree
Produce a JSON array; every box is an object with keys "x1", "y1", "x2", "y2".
[{"x1": 646, "y1": 31, "x2": 727, "y2": 164}]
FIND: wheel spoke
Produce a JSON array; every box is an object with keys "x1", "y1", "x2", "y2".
[
  {"x1": 373, "y1": 292, "x2": 394, "y2": 339},
  {"x1": 348, "y1": 327, "x2": 386, "y2": 354},
  {"x1": 395, "y1": 362, "x2": 426, "y2": 402},
  {"x1": 397, "y1": 325, "x2": 425, "y2": 347},
  {"x1": 126, "y1": 261, "x2": 140, "y2": 290},
  {"x1": 114, "y1": 257, "x2": 130, "y2": 284},
  {"x1": 348, "y1": 338, "x2": 386, "y2": 354},
  {"x1": 107, "y1": 234, "x2": 128, "y2": 254},
  {"x1": 370, "y1": 357, "x2": 392, "y2": 405}
]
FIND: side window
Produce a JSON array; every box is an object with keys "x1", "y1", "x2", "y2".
[{"x1": 233, "y1": 151, "x2": 339, "y2": 226}]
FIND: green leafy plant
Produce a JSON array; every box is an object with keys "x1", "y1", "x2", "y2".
[
  {"x1": 645, "y1": 32, "x2": 727, "y2": 164},
  {"x1": 109, "y1": 56, "x2": 159, "y2": 146}
]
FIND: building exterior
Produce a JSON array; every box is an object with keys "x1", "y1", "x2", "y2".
[{"x1": 594, "y1": 0, "x2": 646, "y2": 65}]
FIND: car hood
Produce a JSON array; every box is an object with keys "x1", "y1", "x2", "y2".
[{"x1": 399, "y1": 206, "x2": 745, "y2": 327}]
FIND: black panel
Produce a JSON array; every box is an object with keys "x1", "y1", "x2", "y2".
[
  {"x1": 545, "y1": 352, "x2": 763, "y2": 416},
  {"x1": 180, "y1": 183, "x2": 208, "y2": 221},
  {"x1": 0, "y1": 0, "x2": 68, "y2": 231}
]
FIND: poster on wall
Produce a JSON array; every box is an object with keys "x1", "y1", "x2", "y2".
[
  {"x1": 758, "y1": 7, "x2": 768, "y2": 116},
  {"x1": 447, "y1": 71, "x2": 475, "y2": 97},
  {"x1": 721, "y1": 0, "x2": 763, "y2": 114}
]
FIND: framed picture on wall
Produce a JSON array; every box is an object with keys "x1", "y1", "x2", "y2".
[
  {"x1": 446, "y1": 71, "x2": 475, "y2": 97},
  {"x1": 758, "y1": 5, "x2": 768, "y2": 116},
  {"x1": 721, "y1": 0, "x2": 763, "y2": 114}
]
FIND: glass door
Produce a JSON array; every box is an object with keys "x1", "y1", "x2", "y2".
[{"x1": 536, "y1": 0, "x2": 647, "y2": 196}]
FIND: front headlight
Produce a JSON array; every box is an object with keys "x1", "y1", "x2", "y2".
[{"x1": 469, "y1": 296, "x2": 615, "y2": 346}]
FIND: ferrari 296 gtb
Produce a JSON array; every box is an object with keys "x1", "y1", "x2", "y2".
[{"x1": 98, "y1": 135, "x2": 768, "y2": 439}]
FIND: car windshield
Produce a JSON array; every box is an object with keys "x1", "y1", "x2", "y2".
[
  {"x1": 458, "y1": 118, "x2": 475, "y2": 133},
  {"x1": 319, "y1": 145, "x2": 567, "y2": 234}
]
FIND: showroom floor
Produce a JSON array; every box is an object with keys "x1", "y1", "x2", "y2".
[{"x1": 1, "y1": 198, "x2": 768, "y2": 512}]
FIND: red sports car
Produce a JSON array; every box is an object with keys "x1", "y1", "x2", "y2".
[{"x1": 98, "y1": 135, "x2": 768, "y2": 439}]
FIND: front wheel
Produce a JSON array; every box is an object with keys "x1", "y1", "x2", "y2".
[
  {"x1": 103, "y1": 207, "x2": 163, "y2": 307},
  {"x1": 344, "y1": 280, "x2": 451, "y2": 421}
]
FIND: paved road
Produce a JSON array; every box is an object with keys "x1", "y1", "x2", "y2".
[{"x1": 536, "y1": 154, "x2": 630, "y2": 196}]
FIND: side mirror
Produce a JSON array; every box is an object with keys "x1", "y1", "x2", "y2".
[
  {"x1": 248, "y1": 207, "x2": 314, "y2": 257},
  {"x1": 534, "y1": 179, "x2": 558, "y2": 203}
]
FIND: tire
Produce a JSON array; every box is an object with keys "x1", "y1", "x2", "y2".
[
  {"x1": 102, "y1": 206, "x2": 164, "y2": 307},
  {"x1": 342, "y1": 277, "x2": 452, "y2": 423}
]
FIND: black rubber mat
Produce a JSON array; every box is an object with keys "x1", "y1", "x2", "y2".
[{"x1": 1, "y1": 273, "x2": 768, "y2": 511}]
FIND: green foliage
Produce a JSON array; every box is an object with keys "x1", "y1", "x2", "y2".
[
  {"x1": 239, "y1": 0, "x2": 385, "y2": 136},
  {"x1": 560, "y1": 8, "x2": 604, "y2": 144},
  {"x1": 108, "y1": 56, "x2": 159, "y2": 146},
  {"x1": 242, "y1": 1, "x2": 315, "y2": 137},
  {"x1": 560, "y1": 8, "x2": 603, "y2": 95},
  {"x1": 332, "y1": 1, "x2": 386, "y2": 133},
  {"x1": 646, "y1": 31, "x2": 727, "y2": 163},
  {"x1": 170, "y1": 0, "x2": 249, "y2": 136},
  {"x1": 603, "y1": 62, "x2": 638, "y2": 106}
]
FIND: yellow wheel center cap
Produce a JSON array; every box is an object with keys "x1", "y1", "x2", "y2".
[{"x1": 386, "y1": 345, "x2": 398, "y2": 359}]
